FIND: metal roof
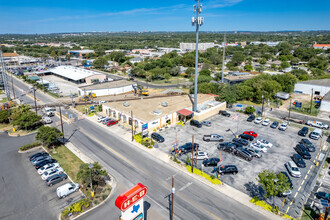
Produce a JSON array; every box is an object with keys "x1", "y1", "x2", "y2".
[
  {"x1": 49, "y1": 66, "x2": 104, "y2": 81},
  {"x1": 78, "y1": 80, "x2": 135, "y2": 90},
  {"x1": 297, "y1": 79, "x2": 330, "y2": 87}
]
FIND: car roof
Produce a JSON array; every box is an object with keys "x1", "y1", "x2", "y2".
[{"x1": 288, "y1": 161, "x2": 297, "y2": 167}]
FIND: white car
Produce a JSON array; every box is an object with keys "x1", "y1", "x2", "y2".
[
  {"x1": 254, "y1": 117, "x2": 263, "y2": 124},
  {"x1": 262, "y1": 119, "x2": 271, "y2": 126},
  {"x1": 57, "y1": 183, "x2": 80, "y2": 198},
  {"x1": 193, "y1": 151, "x2": 209, "y2": 160},
  {"x1": 41, "y1": 167, "x2": 64, "y2": 180},
  {"x1": 97, "y1": 116, "x2": 106, "y2": 123},
  {"x1": 37, "y1": 163, "x2": 60, "y2": 175},
  {"x1": 285, "y1": 161, "x2": 301, "y2": 178},
  {"x1": 250, "y1": 142, "x2": 267, "y2": 153},
  {"x1": 279, "y1": 122, "x2": 288, "y2": 131},
  {"x1": 256, "y1": 139, "x2": 273, "y2": 148}
]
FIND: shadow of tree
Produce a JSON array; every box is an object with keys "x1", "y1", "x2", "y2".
[{"x1": 244, "y1": 181, "x2": 265, "y2": 200}]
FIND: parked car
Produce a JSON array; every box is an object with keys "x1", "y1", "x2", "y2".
[
  {"x1": 203, "y1": 134, "x2": 224, "y2": 142},
  {"x1": 97, "y1": 116, "x2": 106, "y2": 122},
  {"x1": 190, "y1": 119, "x2": 202, "y2": 128},
  {"x1": 246, "y1": 147, "x2": 262, "y2": 158},
  {"x1": 41, "y1": 167, "x2": 64, "y2": 180},
  {"x1": 243, "y1": 131, "x2": 258, "y2": 138},
  {"x1": 262, "y1": 119, "x2": 271, "y2": 126},
  {"x1": 218, "y1": 165, "x2": 238, "y2": 175},
  {"x1": 235, "y1": 148, "x2": 253, "y2": 161},
  {"x1": 231, "y1": 142, "x2": 243, "y2": 149},
  {"x1": 309, "y1": 128, "x2": 322, "y2": 140},
  {"x1": 37, "y1": 163, "x2": 60, "y2": 175},
  {"x1": 35, "y1": 159, "x2": 57, "y2": 170},
  {"x1": 247, "y1": 115, "x2": 255, "y2": 122},
  {"x1": 315, "y1": 192, "x2": 330, "y2": 202},
  {"x1": 285, "y1": 161, "x2": 301, "y2": 178},
  {"x1": 256, "y1": 139, "x2": 273, "y2": 148},
  {"x1": 151, "y1": 133, "x2": 165, "y2": 143},
  {"x1": 56, "y1": 183, "x2": 80, "y2": 198},
  {"x1": 239, "y1": 133, "x2": 254, "y2": 141},
  {"x1": 29, "y1": 152, "x2": 49, "y2": 161},
  {"x1": 107, "y1": 120, "x2": 118, "y2": 126},
  {"x1": 174, "y1": 143, "x2": 199, "y2": 153},
  {"x1": 295, "y1": 143, "x2": 311, "y2": 159},
  {"x1": 254, "y1": 117, "x2": 263, "y2": 124},
  {"x1": 270, "y1": 121, "x2": 279, "y2": 129},
  {"x1": 300, "y1": 138, "x2": 316, "y2": 152},
  {"x1": 279, "y1": 122, "x2": 288, "y2": 131},
  {"x1": 202, "y1": 121, "x2": 212, "y2": 127},
  {"x1": 292, "y1": 153, "x2": 306, "y2": 168},
  {"x1": 32, "y1": 156, "x2": 52, "y2": 166},
  {"x1": 218, "y1": 142, "x2": 236, "y2": 153},
  {"x1": 298, "y1": 127, "x2": 309, "y2": 137},
  {"x1": 202, "y1": 158, "x2": 220, "y2": 167},
  {"x1": 46, "y1": 173, "x2": 68, "y2": 186},
  {"x1": 193, "y1": 151, "x2": 209, "y2": 160},
  {"x1": 219, "y1": 110, "x2": 230, "y2": 117},
  {"x1": 250, "y1": 142, "x2": 268, "y2": 153},
  {"x1": 232, "y1": 138, "x2": 249, "y2": 146},
  {"x1": 278, "y1": 172, "x2": 293, "y2": 197}
]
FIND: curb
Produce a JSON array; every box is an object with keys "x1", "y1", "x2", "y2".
[
  {"x1": 8, "y1": 130, "x2": 38, "y2": 137},
  {"x1": 18, "y1": 146, "x2": 42, "y2": 153}
]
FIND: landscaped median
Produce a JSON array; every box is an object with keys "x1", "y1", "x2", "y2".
[
  {"x1": 186, "y1": 165, "x2": 222, "y2": 185},
  {"x1": 19, "y1": 141, "x2": 42, "y2": 151},
  {"x1": 134, "y1": 133, "x2": 154, "y2": 148}
]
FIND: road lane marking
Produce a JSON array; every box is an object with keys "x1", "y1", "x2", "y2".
[
  {"x1": 179, "y1": 182, "x2": 193, "y2": 192},
  {"x1": 286, "y1": 207, "x2": 290, "y2": 213},
  {"x1": 294, "y1": 192, "x2": 298, "y2": 198},
  {"x1": 305, "y1": 175, "x2": 308, "y2": 179},
  {"x1": 298, "y1": 186, "x2": 301, "y2": 192}
]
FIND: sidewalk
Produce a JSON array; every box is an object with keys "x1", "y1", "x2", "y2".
[{"x1": 85, "y1": 114, "x2": 282, "y2": 220}]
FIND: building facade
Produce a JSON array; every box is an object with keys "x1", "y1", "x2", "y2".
[{"x1": 294, "y1": 79, "x2": 330, "y2": 96}]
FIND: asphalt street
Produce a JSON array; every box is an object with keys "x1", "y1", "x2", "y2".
[{"x1": 8, "y1": 75, "x2": 272, "y2": 220}]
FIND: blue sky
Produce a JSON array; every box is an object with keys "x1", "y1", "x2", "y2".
[{"x1": 1, "y1": 0, "x2": 329, "y2": 34}]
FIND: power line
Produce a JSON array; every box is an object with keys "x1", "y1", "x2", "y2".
[{"x1": 0, "y1": 49, "x2": 11, "y2": 101}]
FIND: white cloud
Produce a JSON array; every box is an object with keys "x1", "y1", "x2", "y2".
[{"x1": 207, "y1": 0, "x2": 243, "y2": 9}]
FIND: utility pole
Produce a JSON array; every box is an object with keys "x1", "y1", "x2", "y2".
[
  {"x1": 310, "y1": 88, "x2": 313, "y2": 113},
  {"x1": 192, "y1": 0, "x2": 204, "y2": 112},
  {"x1": 288, "y1": 98, "x2": 292, "y2": 122},
  {"x1": 221, "y1": 35, "x2": 226, "y2": 83},
  {"x1": 261, "y1": 95, "x2": 264, "y2": 117},
  {"x1": 59, "y1": 105, "x2": 64, "y2": 140},
  {"x1": 11, "y1": 75, "x2": 15, "y2": 99},
  {"x1": 171, "y1": 176, "x2": 175, "y2": 220},
  {"x1": 191, "y1": 135, "x2": 194, "y2": 173},
  {"x1": 33, "y1": 88, "x2": 37, "y2": 114},
  {"x1": 131, "y1": 111, "x2": 134, "y2": 142}
]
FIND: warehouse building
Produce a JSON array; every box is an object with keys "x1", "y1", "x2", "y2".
[
  {"x1": 180, "y1": 42, "x2": 216, "y2": 51},
  {"x1": 320, "y1": 91, "x2": 330, "y2": 112},
  {"x1": 294, "y1": 79, "x2": 330, "y2": 96},
  {"x1": 78, "y1": 80, "x2": 136, "y2": 97},
  {"x1": 68, "y1": 50, "x2": 95, "y2": 58}
]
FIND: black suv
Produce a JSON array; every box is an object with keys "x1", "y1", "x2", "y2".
[
  {"x1": 190, "y1": 119, "x2": 202, "y2": 128},
  {"x1": 35, "y1": 159, "x2": 57, "y2": 169},
  {"x1": 174, "y1": 143, "x2": 199, "y2": 153},
  {"x1": 247, "y1": 115, "x2": 255, "y2": 122},
  {"x1": 151, "y1": 132, "x2": 165, "y2": 143},
  {"x1": 270, "y1": 121, "x2": 279, "y2": 129},
  {"x1": 298, "y1": 127, "x2": 309, "y2": 137},
  {"x1": 239, "y1": 133, "x2": 254, "y2": 141},
  {"x1": 235, "y1": 147, "x2": 253, "y2": 161},
  {"x1": 202, "y1": 158, "x2": 220, "y2": 167},
  {"x1": 292, "y1": 153, "x2": 306, "y2": 168},
  {"x1": 46, "y1": 173, "x2": 68, "y2": 186},
  {"x1": 300, "y1": 138, "x2": 315, "y2": 152},
  {"x1": 232, "y1": 138, "x2": 249, "y2": 146},
  {"x1": 218, "y1": 165, "x2": 238, "y2": 175},
  {"x1": 218, "y1": 142, "x2": 236, "y2": 153},
  {"x1": 219, "y1": 110, "x2": 230, "y2": 117},
  {"x1": 295, "y1": 143, "x2": 311, "y2": 159},
  {"x1": 29, "y1": 152, "x2": 49, "y2": 161}
]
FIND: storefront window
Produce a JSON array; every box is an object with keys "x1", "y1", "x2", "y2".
[
  {"x1": 123, "y1": 115, "x2": 127, "y2": 123},
  {"x1": 113, "y1": 111, "x2": 116, "y2": 118}
]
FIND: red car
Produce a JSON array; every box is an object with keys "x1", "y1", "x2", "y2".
[
  {"x1": 107, "y1": 120, "x2": 118, "y2": 126},
  {"x1": 243, "y1": 131, "x2": 258, "y2": 138}
]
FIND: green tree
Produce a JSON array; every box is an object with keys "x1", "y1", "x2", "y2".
[
  {"x1": 197, "y1": 75, "x2": 213, "y2": 83},
  {"x1": 244, "y1": 64, "x2": 253, "y2": 71},
  {"x1": 77, "y1": 162, "x2": 108, "y2": 189},
  {"x1": 36, "y1": 126, "x2": 63, "y2": 147},
  {"x1": 169, "y1": 66, "x2": 180, "y2": 76},
  {"x1": 93, "y1": 57, "x2": 107, "y2": 69},
  {"x1": 164, "y1": 73, "x2": 171, "y2": 82},
  {"x1": 185, "y1": 67, "x2": 195, "y2": 78},
  {"x1": 231, "y1": 52, "x2": 245, "y2": 66},
  {"x1": 0, "y1": 109, "x2": 10, "y2": 123},
  {"x1": 280, "y1": 61, "x2": 290, "y2": 69},
  {"x1": 245, "y1": 106, "x2": 255, "y2": 114},
  {"x1": 50, "y1": 51, "x2": 57, "y2": 59},
  {"x1": 199, "y1": 69, "x2": 211, "y2": 76},
  {"x1": 272, "y1": 73, "x2": 297, "y2": 93},
  {"x1": 271, "y1": 64, "x2": 277, "y2": 70},
  {"x1": 259, "y1": 58, "x2": 267, "y2": 65}
]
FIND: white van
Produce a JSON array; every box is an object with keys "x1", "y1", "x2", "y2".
[
  {"x1": 56, "y1": 183, "x2": 80, "y2": 198},
  {"x1": 309, "y1": 128, "x2": 322, "y2": 140}
]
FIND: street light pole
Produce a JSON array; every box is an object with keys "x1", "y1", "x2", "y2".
[
  {"x1": 88, "y1": 164, "x2": 94, "y2": 198},
  {"x1": 261, "y1": 95, "x2": 264, "y2": 117},
  {"x1": 171, "y1": 176, "x2": 175, "y2": 220},
  {"x1": 288, "y1": 98, "x2": 292, "y2": 123}
]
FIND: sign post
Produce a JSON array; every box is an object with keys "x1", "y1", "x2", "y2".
[{"x1": 115, "y1": 183, "x2": 148, "y2": 220}]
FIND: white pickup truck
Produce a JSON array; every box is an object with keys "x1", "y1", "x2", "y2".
[
  {"x1": 306, "y1": 120, "x2": 329, "y2": 129},
  {"x1": 203, "y1": 134, "x2": 224, "y2": 142}
]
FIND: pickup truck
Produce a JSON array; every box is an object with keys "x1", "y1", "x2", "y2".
[
  {"x1": 306, "y1": 120, "x2": 329, "y2": 129},
  {"x1": 203, "y1": 134, "x2": 224, "y2": 142}
]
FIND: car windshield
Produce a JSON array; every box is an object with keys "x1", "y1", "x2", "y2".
[{"x1": 292, "y1": 167, "x2": 299, "y2": 171}]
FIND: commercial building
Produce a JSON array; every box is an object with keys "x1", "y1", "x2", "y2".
[
  {"x1": 102, "y1": 94, "x2": 226, "y2": 134},
  {"x1": 320, "y1": 91, "x2": 330, "y2": 112},
  {"x1": 250, "y1": 41, "x2": 281, "y2": 47},
  {"x1": 294, "y1": 79, "x2": 330, "y2": 96},
  {"x1": 223, "y1": 72, "x2": 256, "y2": 85},
  {"x1": 180, "y1": 43, "x2": 215, "y2": 51},
  {"x1": 49, "y1": 66, "x2": 107, "y2": 84},
  {"x1": 313, "y1": 44, "x2": 330, "y2": 50},
  {"x1": 68, "y1": 50, "x2": 95, "y2": 58},
  {"x1": 78, "y1": 80, "x2": 136, "y2": 97}
]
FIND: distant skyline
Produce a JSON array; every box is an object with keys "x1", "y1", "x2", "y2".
[{"x1": 0, "y1": 0, "x2": 329, "y2": 34}]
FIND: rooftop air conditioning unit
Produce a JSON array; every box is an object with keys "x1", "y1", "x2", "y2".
[
  {"x1": 161, "y1": 102, "x2": 168, "y2": 107},
  {"x1": 123, "y1": 102, "x2": 130, "y2": 107},
  {"x1": 152, "y1": 109, "x2": 162, "y2": 116}
]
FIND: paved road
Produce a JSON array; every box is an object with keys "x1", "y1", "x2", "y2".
[{"x1": 8, "y1": 76, "x2": 272, "y2": 220}]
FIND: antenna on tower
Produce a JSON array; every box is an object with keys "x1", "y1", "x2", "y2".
[
  {"x1": 0, "y1": 49, "x2": 11, "y2": 101},
  {"x1": 221, "y1": 34, "x2": 226, "y2": 83}
]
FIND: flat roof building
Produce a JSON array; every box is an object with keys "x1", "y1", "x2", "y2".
[
  {"x1": 78, "y1": 80, "x2": 136, "y2": 97},
  {"x1": 68, "y1": 50, "x2": 95, "y2": 58},
  {"x1": 294, "y1": 79, "x2": 330, "y2": 96}
]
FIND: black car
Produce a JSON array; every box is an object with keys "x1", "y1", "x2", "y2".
[
  {"x1": 35, "y1": 159, "x2": 57, "y2": 169},
  {"x1": 29, "y1": 152, "x2": 49, "y2": 161},
  {"x1": 270, "y1": 121, "x2": 279, "y2": 129},
  {"x1": 218, "y1": 142, "x2": 236, "y2": 153},
  {"x1": 174, "y1": 143, "x2": 199, "y2": 154},
  {"x1": 46, "y1": 173, "x2": 68, "y2": 186},
  {"x1": 300, "y1": 138, "x2": 316, "y2": 152},
  {"x1": 315, "y1": 192, "x2": 330, "y2": 202},
  {"x1": 298, "y1": 127, "x2": 309, "y2": 137},
  {"x1": 239, "y1": 133, "x2": 254, "y2": 141},
  {"x1": 151, "y1": 132, "x2": 165, "y2": 143},
  {"x1": 231, "y1": 142, "x2": 243, "y2": 148},
  {"x1": 202, "y1": 158, "x2": 220, "y2": 167},
  {"x1": 219, "y1": 110, "x2": 230, "y2": 117},
  {"x1": 278, "y1": 172, "x2": 293, "y2": 197},
  {"x1": 295, "y1": 143, "x2": 311, "y2": 159},
  {"x1": 232, "y1": 138, "x2": 249, "y2": 146},
  {"x1": 190, "y1": 119, "x2": 202, "y2": 128},
  {"x1": 292, "y1": 153, "x2": 306, "y2": 168},
  {"x1": 218, "y1": 165, "x2": 238, "y2": 175},
  {"x1": 235, "y1": 147, "x2": 253, "y2": 161},
  {"x1": 247, "y1": 115, "x2": 255, "y2": 122}
]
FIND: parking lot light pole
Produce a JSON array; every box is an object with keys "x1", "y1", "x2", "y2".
[
  {"x1": 288, "y1": 98, "x2": 292, "y2": 123},
  {"x1": 261, "y1": 95, "x2": 264, "y2": 117},
  {"x1": 191, "y1": 135, "x2": 194, "y2": 173}
]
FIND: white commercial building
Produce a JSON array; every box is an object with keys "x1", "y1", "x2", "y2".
[
  {"x1": 78, "y1": 80, "x2": 136, "y2": 97},
  {"x1": 294, "y1": 79, "x2": 330, "y2": 96},
  {"x1": 180, "y1": 42, "x2": 216, "y2": 51},
  {"x1": 320, "y1": 91, "x2": 330, "y2": 112}
]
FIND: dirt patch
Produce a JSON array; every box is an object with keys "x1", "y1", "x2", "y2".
[{"x1": 279, "y1": 93, "x2": 311, "y2": 111}]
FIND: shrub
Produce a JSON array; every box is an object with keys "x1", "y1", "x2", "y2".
[
  {"x1": 19, "y1": 141, "x2": 42, "y2": 151},
  {"x1": 250, "y1": 196, "x2": 273, "y2": 212},
  {"x1": 102, "y1": 193, "x2": 107, "y2": 200},
  {"x1": 185, "y1": 165, "x2": 221, "y2": 185},
  {"x1": 61, "y1": 198, "x2": 91, "y2": 219},
  {"x1": 93, "y1": 200, "x2": 99, "y2": 205},
  {"x1": 245, "y1": 106, "x2": 256, "y2": 114}
]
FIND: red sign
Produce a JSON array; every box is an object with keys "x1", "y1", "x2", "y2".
[{"x1": 115, "y1": 183, "x2": 148, "y2": 211}]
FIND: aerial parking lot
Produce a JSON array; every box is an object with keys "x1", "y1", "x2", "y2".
[{"x1": 156, "y1": 112, "x2": 325, "y2": 218}]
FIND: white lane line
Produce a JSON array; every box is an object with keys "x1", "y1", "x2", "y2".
[{"x1": 178, "y1": 182, "x2": 193, "y2": 192}]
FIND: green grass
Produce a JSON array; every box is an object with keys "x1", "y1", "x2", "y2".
[
  {"x1": 238, "y1": 100, "x2": 262, "y2": 107},
  {"x1": 46, "y1": 91, "x2": 60, "y2": 98},
  {"x1": 300, "y1": 207, "x2": 319, "y2": 220},
  {"x1": 0, "y1": 98, "x2": 7, "y2": 103},
  {"x1": 186, "y1": 165, "x2": 221, "y2": 185},
  {"x1": 50, "y1": 145, "x2": 84, "y2": 182}
]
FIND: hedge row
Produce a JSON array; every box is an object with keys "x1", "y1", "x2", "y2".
[{"x1": 19, "y1": 141, "x2": 42, "y2": 151}]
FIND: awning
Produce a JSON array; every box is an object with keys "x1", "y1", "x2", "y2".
[{"x1": 177, "y1": 109, "x2": 194, "y2": 116}]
